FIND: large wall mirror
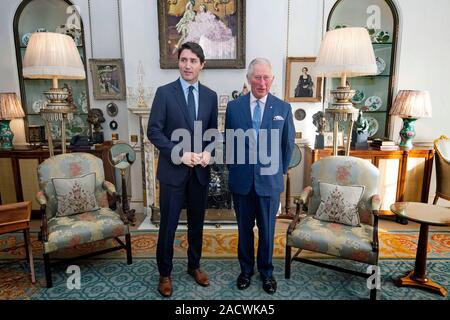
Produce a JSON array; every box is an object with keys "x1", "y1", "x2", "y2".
[
  {"x1": 13, "y1": 0, "x2": 90, "y2": 144},
  {"x1": 327, "y1": 0, "x2": 399, "y2": 139}
]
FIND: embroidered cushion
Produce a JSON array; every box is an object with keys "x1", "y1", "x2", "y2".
[
  {"x1": 52, "y1": 172, "x2": 99, "y2": 217},
  {"x1": 315, "y1": 182, "x2": 365, "y2": 226}
]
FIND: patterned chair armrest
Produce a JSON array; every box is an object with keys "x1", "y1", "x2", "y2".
[
  {"x1": 103, "y1": 181, "x2": 117, "y2": 196},
  {"x1": 370, "y1": 194, "x2": 382, "y2": 213},
  {"x1": 295, "y1": 186, "x2": 312, "y2": 206},
  {"x1": 36, "y1": 190, "x2": 47, "y2": 205},
  {"x1": 288, "y1": 187, "x2": 313, "y2": 235},
  {"x1": 370, "y1": 194, "x2": 381, "y2": 252}
]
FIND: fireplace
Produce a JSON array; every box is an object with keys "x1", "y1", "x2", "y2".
[{"x1": 129, "y1": 107, "x2": 235, "y2": 227}]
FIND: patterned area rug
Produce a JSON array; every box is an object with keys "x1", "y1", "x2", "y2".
[
  {"x1": 1, "y1": 258, "x2": 449, "y2": 300},
  {"x1": 1, "y1": 229, "x2": 450, "y2": 260}
]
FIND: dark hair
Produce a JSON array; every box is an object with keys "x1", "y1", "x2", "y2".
[
  {"x1": 178, "y1": 42, "x2": 205, "y2": 64},
  {"x1": 302, "y1": 67, "x2": 308, "y2": 72}
]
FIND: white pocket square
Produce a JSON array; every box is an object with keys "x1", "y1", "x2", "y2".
[{"x1": 273, "y1": 115, "x2": 284, "y2": 121}]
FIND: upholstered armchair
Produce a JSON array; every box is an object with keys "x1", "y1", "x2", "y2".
[
  {"x1": 36, "y1": 152, "x2": 132, "y2": 288},
  {"x1": 285, "y1": 156, "x2": 381, "y2": 300},
  {"x1": 433, "y1": 135, "x2": 450, "y2": 204}
]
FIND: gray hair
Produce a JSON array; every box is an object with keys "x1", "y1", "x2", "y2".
[{"x1": 247, "y1": 58, "x2": 272, "y2": 77}]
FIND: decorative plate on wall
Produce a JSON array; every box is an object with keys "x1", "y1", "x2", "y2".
[
  {"x1": 366, "y1": 116, "x2": 379, "y2": 137},
  {"x1": 294, "y1": 108, "x2": 306, "y2": 121},
  {"x1": 365, "y1": 96, "x2": 382, "y2": 111},
  {"x1": 375, "y1": 57, "x2": 386, "y2": 75},
  {"x1": 106, "y1": 102, "x2": 118, "y2": 117},
  {"x1": 109, "y1": 120, "x2": 118, "y2": 131},
  {"x1": 21, "y1": 32, "x2": 32, "y2": 46},
  {"x1": 352, "y1": 89, "x2": 365, "y2": 104}
]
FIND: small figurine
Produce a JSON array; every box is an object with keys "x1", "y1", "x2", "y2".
[
  {"x1": 312, "y1": 111, "x2": 326, "y2": 135},
  {"x1": 312, "y1": 111, "x2": 326, "y2": 149},
  {"x1": 355, "y1": 110, "x2": 369, "y2": 134},
  {"x1": 62, "y1": 83, "x2": 77, "y2": 111},
  {"x1": 87, "y1": 108, "x2": 105, "y2": 143},
  {"x1": 231, "y1": 83, "x2": 249, "y2": 99},
  {"x1": 352, "y1": 110, "x2": 370, "y2": 148}
]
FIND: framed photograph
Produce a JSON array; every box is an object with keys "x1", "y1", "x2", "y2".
[
  {"x1": 284, "y1": 57, "x2": 322, "y2": 102},
  {"x1": 157, "y1": 0, "x2": 246, "y2": 69},
  {"x1": 89, "y1": 59, "x2": 126, "y2": 100},
  {"x1": 324, "y1": 131, "x2": 344, "y2": 148},
  {"x1": 219, "y1": 94, "x2": 229, "y2": 108}
]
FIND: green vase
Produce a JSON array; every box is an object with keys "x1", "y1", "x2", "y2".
[
  {"x1": 399, "y1": 118, "x2": 417, "y2": 150},
  {"x1": 0, "y1": 120, "x2": 14, "y2": 149}
]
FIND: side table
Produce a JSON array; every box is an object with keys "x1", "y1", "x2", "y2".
[
  {"x1": 390, "y1": 202, "x2": 450, "y2": 296},
  {"x1": 0, "y1": 201, "x2": 35, "y2": 283}
]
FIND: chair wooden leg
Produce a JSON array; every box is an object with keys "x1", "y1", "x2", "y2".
[
  {"x1": 285, "y1": 245, "x2": 292, "y2": 279},
  {"x1": 370, "y1": 288, "x2": 377, "y2": 301},
  {"x1": 433, "y1": 195, "x2": 439, "y2": 205},
  {"x1": 125, "y1": 233, "x2": 132, "y2": 265},
  {"x1": 23, "y1": 230, "x2": 30, "y2": 263},
  {"x1": 24, "y1": 229, "x2": 36, "y2": 283},
  {"x1": 43, "y1": 253, "x2": 52, "y2": 288}
]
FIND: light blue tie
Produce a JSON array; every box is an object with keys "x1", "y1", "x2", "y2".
[{"x1": 252, "y1": 100, "x2": 262, "y2": 135}]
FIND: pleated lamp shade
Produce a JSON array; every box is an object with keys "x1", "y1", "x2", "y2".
[
  {"x1": 22, "y1": 32, "x2": 85, "y2": 80},
  {"x1": 390, "y1": 90, "x2": 432, "y2": 118},
  {"x1": 315, "y1": 27, "x2": 377, "y2": 78},
  {"x1": 0, "y1": 93, "x2": 25, "y2": 120}
]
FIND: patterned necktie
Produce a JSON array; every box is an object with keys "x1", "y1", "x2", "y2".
[
  {"x1": 187, "y1": 85, "x2": 196, "y2": 123},
  {"x1": 252, "y1": 100, "x2": 262, "y2": 135}
]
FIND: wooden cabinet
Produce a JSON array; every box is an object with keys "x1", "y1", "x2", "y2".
[
  {"x1": 0, "y1": 145, "x2": 113, "y2": 212},
  {"x1": 303, "y1": 146, "x2": 434, "y2": 216}
]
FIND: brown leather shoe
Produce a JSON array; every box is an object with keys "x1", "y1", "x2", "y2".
[
  {"x1": 187, "y1": 268, "x2": 210, "y2": 287},
  {"x1": 158, "y1": 276, "x2": 173, "y2": 297}
]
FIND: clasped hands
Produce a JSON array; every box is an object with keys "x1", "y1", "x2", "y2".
[{"x1": 181, "y1": 151, "x2": 211, "y2": 168}]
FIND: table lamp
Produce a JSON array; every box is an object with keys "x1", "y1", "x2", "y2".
[
  {"x1": 389, "y1": 90, "x2": 432, "y2": 150},
  {"x1": 22, "y1": 32, "x2": 86, "y2": 156},
  {"x1": 0, "y1": 93, "x2": 25, "y2": 149},
  {"x1": 315, "y1": 27, "x2": 377, "y2": 155}
]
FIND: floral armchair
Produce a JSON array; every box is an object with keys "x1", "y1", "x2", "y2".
[
  {"x1": 285, "y1": 156, "x2": 381, "y2": 300},
  {"x1": 433, "y1": 135, "x2": 450, "y2": 204},
  {"x1": 36, "y1": 152, "x2": 132, "y2": 288}
]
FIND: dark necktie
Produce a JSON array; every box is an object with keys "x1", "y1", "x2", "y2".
[
  {"x1": 187, "y1": 85, "x2": 196, "y2": 123},
  {"x1": 252, "y1": 100, "x2": 262, "y2": 135}
]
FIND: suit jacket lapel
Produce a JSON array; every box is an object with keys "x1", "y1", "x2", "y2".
[
  {"x1": 260, "y1": 93, "x2": 274, "y2": 130},
  {"x1": 173, "y1": 79, "x2": 194, "y2": 132},
  {"x1": 197, "y1": 83, "x2": 208, "y2": 123},
  {"x1": 241, "y1": 93, "x2": 252, "y2": 131}
]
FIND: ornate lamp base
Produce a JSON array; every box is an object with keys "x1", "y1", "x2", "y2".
[
  {"x1": 399, "y1": 117, "x2": 417, "y2": 151},
  {"x1": 0, "y1": 120, "x2": 14, "y2": 149}
]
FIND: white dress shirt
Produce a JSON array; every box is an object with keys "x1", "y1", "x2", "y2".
[{"x1": 250, "y1": 93, "x2": 267, "y2": 121}]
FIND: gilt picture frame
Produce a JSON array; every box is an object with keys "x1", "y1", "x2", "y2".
[
  {"x1": 284, "y1": 57, "x2": 322, "y2": 103},
  {"x1": 89, "y1": 59, "x2": 126, "y2": 100},
  {"x1": 157, "y1": 0, "x2": 246, "y2": 69}
]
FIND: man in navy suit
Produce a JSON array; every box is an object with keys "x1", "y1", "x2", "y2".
[
  {"x1": 225, "y1": 58, "x2": 295, "y2": 294},
  {"x1": 147, "y1": 42, "x2": 218, "y2": 297}
]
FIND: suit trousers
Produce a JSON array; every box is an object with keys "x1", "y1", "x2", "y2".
[
  {"x1": 157, "y1": 169, "x2": 208, "y2": 277},
  {"x1": 232, "y1": 186, "x2": 280, "y2": 278}
]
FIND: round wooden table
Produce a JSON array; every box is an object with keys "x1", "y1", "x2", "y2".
[{"x1": 390, "y1": 202, "x2": 450, "y2": 296}]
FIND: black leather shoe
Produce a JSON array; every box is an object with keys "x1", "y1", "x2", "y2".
[
  {"x1": 261, "y1": 276, "x2": 277, "y2": 294},
  {"x1": 237, "y1": 273, "x2": 252, "y2": 290}
]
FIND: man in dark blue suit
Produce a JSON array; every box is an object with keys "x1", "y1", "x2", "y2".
[
  {"x1": 225, "y1": 58, "x2": 295, "y2": 294},
  {"x1": 147, "y1": 42, "x2": 218, "y2": 297}
]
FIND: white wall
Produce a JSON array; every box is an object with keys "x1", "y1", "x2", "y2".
[
  {"x1": 394, "y1": 0, "x2": 450, "y2": 142},
  {"x1": 1, "y1": 0, "x2": 450, "y2": 208}
]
